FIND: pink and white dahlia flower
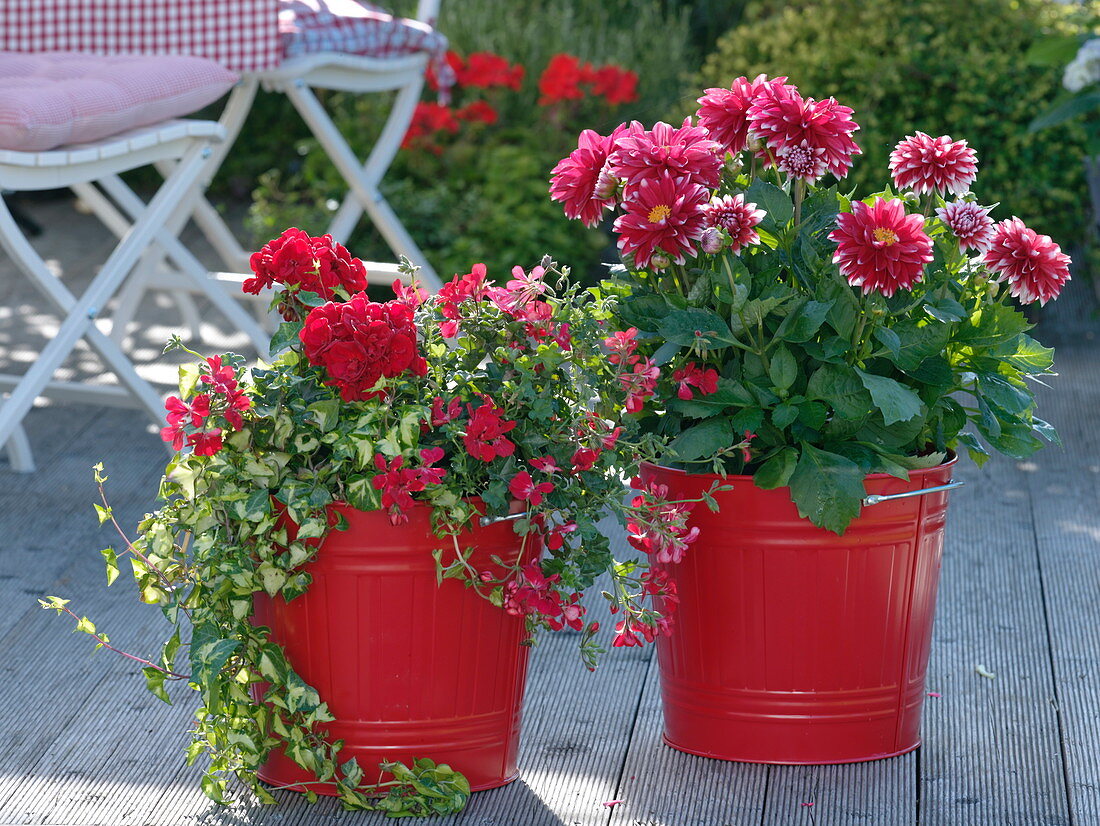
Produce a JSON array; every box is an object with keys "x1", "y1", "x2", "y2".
[
  {"x1": 550, "y1": 127, "x2": 624, "y2": 227},
  {"x1": 889, "y1": 132, "x2": 978, "y2": 197},
  {"x1": 610, "y1": 119, "x2": 723, "y2": 191},
  {"x1": 935, "y1": 200, "x2": 995, "y2": 252},
  {"x1": 829, "y1": 198, "x2": 933, "y2": 297},
  {"x1": 613, "y1": 172, "x2": 709, "y2": 269},
  {"x1": 747, "y1": 85, "x2": 861, "y2": 180},
  {"x1": 695, "y1": 74, "x2": 791, "y2": 155},
  {"x1": 775, "y1": 139, "x2": 829, "y2": 182},
  {"x1": 702, "y1": 194, "x2": 765, "y2": 254},
  {"x1": 982, "y1": 218, "x2": 1071, "y2": 305}
]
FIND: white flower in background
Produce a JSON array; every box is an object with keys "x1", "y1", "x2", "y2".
[{"x1": 1064, "y1": 38, "x2": 1100, "y2": 92}]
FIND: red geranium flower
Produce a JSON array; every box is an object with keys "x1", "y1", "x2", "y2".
[
  {"x1": 460, "y1": 51, "x2": 524, "y2": 90},
  {"x1": 982, "y1": 218, "x2": 1071, "y2": 305},
  {"x1": 828, "y1": 198, "x2": 933, "y2": 297},
  {"x1": 613, "y1": 171, "x2": 709, "y2": 269},
  {"x1": 245, "y1": 229, "x2": 368, "y2": 305},
  {"x1": 672, "y1": 362, "x2": 719, "y2": 400},
  {"x1": 509, "y1": 471, "x2": 554, "y2": 507},
  {"x1": 438, "y1": 264, "x2": 490, "y2": 338},
  {"x1": 300, "y1": 295, "x2": 427, "y2": 401},
  {"x1": 455, "y1": 100, "x2": 498, "y2": 125}
]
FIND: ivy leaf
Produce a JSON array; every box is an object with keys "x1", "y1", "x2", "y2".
[
  {"x1": 754, "y1": 448, "x2": 797, "y2": 489},
  {"x1": 143, "y1": 666, "x2": 171, "y2": 704},
  {"x1": 308, "y1": 399, "x2": 341, "y2": 433},
  {"x1": 667, "y1": 418, "x2": 735, "y2": 462},
  {"x1": 100, "y1": 547, "x2": 119, "y2": 586},
  {"x1": 788, "y1": 444, "x2": 866, "y2": 535},
  {"x1": 856, "y1": 369, "x2": 923, "y2": 425}
]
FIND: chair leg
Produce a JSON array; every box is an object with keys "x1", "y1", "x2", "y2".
[
  {"x1": 0, "y1": 141, "x2": 212, "y2": 448},
  {"x1": 282, "y1": 80, "x2": 442, "y2": 290},
  {"x1": 4, "y1": 423, "x2": 35, "y2": 473}
]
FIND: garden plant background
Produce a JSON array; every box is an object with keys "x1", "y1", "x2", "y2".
[{"x1": 214, "y1": 0, "x2": 1100, "y2": 288}]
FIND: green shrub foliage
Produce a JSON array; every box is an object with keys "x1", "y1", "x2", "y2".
[{"x1": 700, "y1": 0, "x2": 1094, "y2": 243}]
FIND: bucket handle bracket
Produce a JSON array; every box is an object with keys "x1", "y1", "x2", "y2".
[{"x1": 863, "y1": 480, "x2": 964, "y2": 507}]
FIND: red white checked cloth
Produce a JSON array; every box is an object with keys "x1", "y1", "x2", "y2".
[
  {"x1": 0, "y1": 0, "x2": 281, "y2": 73},
  {"x1": 279, "y1": 0, "x2": 454, "y2": 94}
]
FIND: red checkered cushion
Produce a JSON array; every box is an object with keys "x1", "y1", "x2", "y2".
[
  {"x1": 0, "y1": 0, "x2": 280, "y2": 73},
  {"x1": 0, "y1": 52, "x2": 237, "y2": 151},
  {"x1": 279, "y1": 0, "x2": 453, "y2": 90}
]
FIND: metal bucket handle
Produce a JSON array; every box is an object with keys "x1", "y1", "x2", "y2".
[{"x1": 863, "y1": 480, "x2": 964, "y2": 507}]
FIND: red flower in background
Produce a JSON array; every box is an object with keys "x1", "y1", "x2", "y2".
[
  {"x1": 427, "y1": 50, "x2": 465, "y2": 91},
  {"x1": 300, "y1": 295, "x2": 427, "y2": 402},
  {"x1": 539, "y1": 54, "x2": 589, "y2": 104},
  {"x1": 456, "y1": 100, "x2": 498, "y2": 124},
  {"x1": 591, "y1": 65, "x2": 638, "y2": 105},
  {"x1": 403, "y1": 102, "x2": 460, "y2": 148},
  {"x1": 461, "y1": 51, "x2": 524, "y2": 90}
]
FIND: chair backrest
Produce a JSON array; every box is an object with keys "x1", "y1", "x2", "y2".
[
  {"x1": 414, "y1": 0, "x2": 441, "y2": 27},
  {"x1": 0, "y1": 0, "x2": 282, "y2": 73}
]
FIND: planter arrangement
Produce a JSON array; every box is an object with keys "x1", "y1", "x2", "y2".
[
  {"x1": 43, "y1": 234, "x2": 708, "y2": 815},
  {"x1": 42, "y1": 71, "x2": 1070, "y2": 816},
  {"x1": 551, "y1": 74, "x2": 1067, "y2": 763}
]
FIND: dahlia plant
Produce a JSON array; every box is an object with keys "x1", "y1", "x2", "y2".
[
  {"x1": 551, "y1": 74, "x2": 1067, "y2": 534},
  {"x1": 42, "y1": 230, "x2": 709, "y2": 814}
]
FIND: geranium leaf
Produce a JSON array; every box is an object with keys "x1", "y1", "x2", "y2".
[
  {"x1": 667, "y1": 418, "x2": 735, "y2": 462},
  {"x1": 754, "y1": 448, "x2": 797, "y2": 489}
]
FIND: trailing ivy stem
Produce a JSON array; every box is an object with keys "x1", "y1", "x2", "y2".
[{"x1": 56, "y1": 603, "x2": 190, "y2": 679}]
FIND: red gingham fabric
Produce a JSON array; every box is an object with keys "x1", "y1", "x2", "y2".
[
  {"x1": 279, "y1": 0, "x2": 453, "y2": 92},
  {"x1": 0, "y1": 1, "x2": 281, "y2": 73}
]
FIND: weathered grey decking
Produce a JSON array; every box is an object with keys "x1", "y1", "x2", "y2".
[{"x1": 2, "y1": 196, "x2": 1099, "y2": 824}]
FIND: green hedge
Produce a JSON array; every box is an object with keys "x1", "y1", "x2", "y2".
[{"x1": 699, "y1": 0, "x2": 1093, "y2": 244}]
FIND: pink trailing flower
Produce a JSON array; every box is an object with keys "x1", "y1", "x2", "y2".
[
  {"x1": 502, "y1": 562, "x2": 585, "y2": 631},
  {"x1": 695, "y1": 74, "x2": 791, "y2": 155},
  {"x1": 747, "y1": 85, "x2": 861, "y2": 180},
  {"x1": 829, "y1": 198, "x2": 934, "y2": 297},
  {"x1": 530, "y1": 455, "x2": 561, "y2": 474},
  {"x1": 613, "y1": 171, "x2": 709, "y2": 269},
  {"x1": 626, "y1": 480, "x2": 700, "y2": 564},
  {"x1": 550, "y1": 127, "x2": 624, "y2": 227},
  {"x1": 936, "y1": 201, "x2": 996, "y2": 252},
  {"x1": 889, "y1": 132, "x2": 978, "y2": 196},
  {"x1": 438, "y1": 264, "x2": 490, "y2": 338},
  {"x1": 672, "y1": 362, "x2": 720, "y2": 400},
  {"x1": 392, "y1": 278, "x2": 427, "y2": 308},
  {"x1": 620, "y1": 359, "x2": 660, "y2": 413},
  {"x1": 982, "y1": 218, "x2": 1071, "y2": 305},
  {"x1": 604, "y1": 328, "x2": 640, "y2": 365},
  {"x1": 509, "y1": 471, "x2": 554, "y2": 507},
  {"x1": 463, "y1": 399, "x2": 517, "y2": 461},
  {"x1": 546, "y1": 520, "x2": 577, "y2": 551},
  {"x1": 187, "y1": 430, "x2": 223, "y2": 457},
  {"x1": 609, "y1": 119, "x2": 723, "y2": 190},
  {"x1": 571, "y1": 447, "x2": 601, "y2": 473},
  {"x1": 702, "y1": 194, "x2": 765, "y2": 254}
]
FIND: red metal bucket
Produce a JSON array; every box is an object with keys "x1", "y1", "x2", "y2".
[
  {"x1": 642, "y1": 458, "x2": 957, "y2": 764},
  {"x1": 252, "y1": 502, "x2": 536, "y2": 793}
]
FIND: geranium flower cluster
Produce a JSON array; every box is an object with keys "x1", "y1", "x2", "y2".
[
  {"x1": 406, "y1": 49, "x2": 638, "y2": 154},
  {"x1": 244, "y1": 228, "x2": 367, "y2": 318},
  {"x1": 625, "y1": 479, "x2": 700, "y2": 565},
  {"x1": 160, "y1": 355, "x2": 250, "y2": 457},
  {"x1": 503, "y1": 562, "x2": 584, "y2": 633},
  {"x1": 299, "y1": 294, "x2": 427, "y2": 402},
  {"x1": 372, "y1": 448, "x2": 447, "y2": 526}
]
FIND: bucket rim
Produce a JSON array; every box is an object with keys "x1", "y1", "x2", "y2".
[{"x1": 640, "y1": 450, "x2": 958, "y2": 484}]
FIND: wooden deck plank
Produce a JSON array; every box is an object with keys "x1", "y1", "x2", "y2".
[
  {"x1": 1023, "y1": 345, "x2": 1100, "y2": 825},
  {"x1": 760, "y1": 757, "x2": 916, "y2": 826},
  {"x1": 607, "y1": 659, "x2": 769, "y2": 826},
  {"x1": 919, "y1": 457, "x2": 1070, "y2": 825}
]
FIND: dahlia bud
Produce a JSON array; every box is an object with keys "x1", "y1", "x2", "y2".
[
  {"x1": 593, "y1": 161, "x2": 621, "y2": 201},
  {"x1": 723, "y1": 152, "x2": 744, "y2": 177},
  {"x1": 700, "y1": 226, "x2": 725, "y2": 255},
  {"x1": 649, "y1": 252, "x2": 672, "y2": 270},
  {"x1": 746, "y1": 134, "x2": 764, "y2": 153}
]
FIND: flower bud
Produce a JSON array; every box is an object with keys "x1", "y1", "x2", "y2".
[
  {"x1": 650, "y1": 251, "x2": 672, "y2": 270},
  {"x1": 723, "y1": 152, "x2": 744, "y2": 177},
  {"x1": 746, "y1": 134, "x2": 764, "y2": 153},
  {"x1": 699, "y1": 226, "x2": 725, "y2": 255},
  {"x1": 593, "y1": 161, "x2": 620, "y2": 201}
]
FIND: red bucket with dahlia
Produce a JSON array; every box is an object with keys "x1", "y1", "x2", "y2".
[{"x1": 551, "y1": 74, "x2": 1066, "y2": 762}]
